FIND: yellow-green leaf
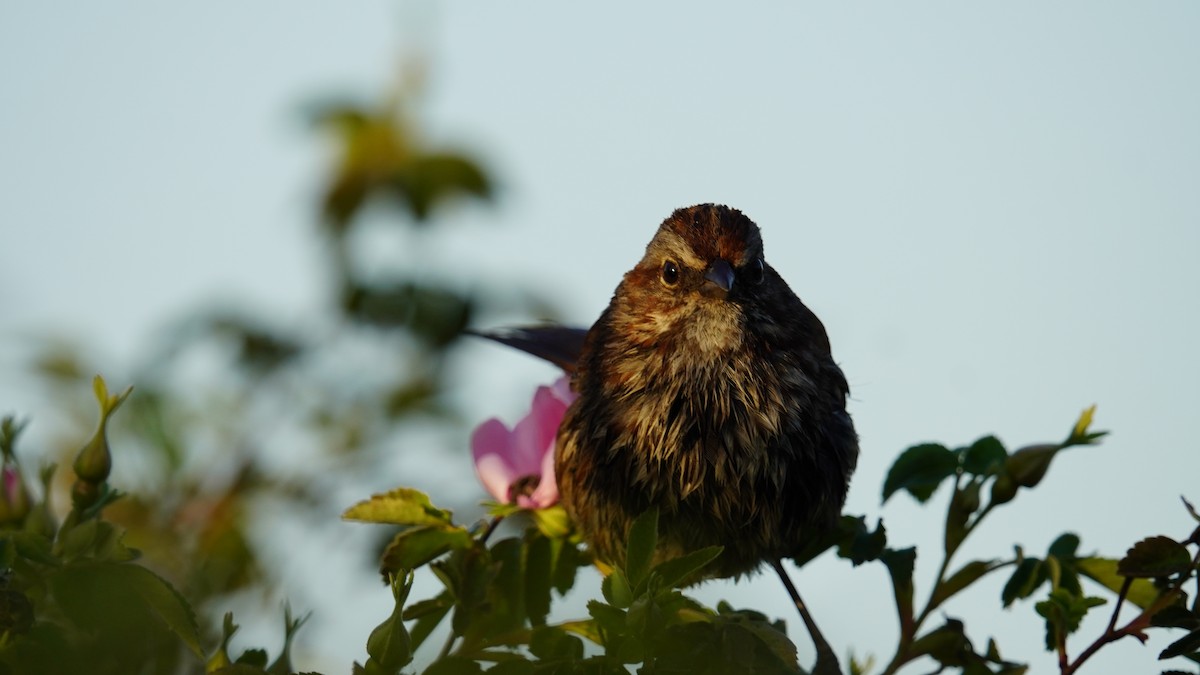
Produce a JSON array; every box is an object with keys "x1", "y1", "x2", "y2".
[{"x1": 342, "y1": 488, "x2": 453, "y2": 526}]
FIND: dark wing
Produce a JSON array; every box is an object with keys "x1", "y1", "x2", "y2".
[{"x1": 470, "y1": 325, "x2": 590, "y2": 374}]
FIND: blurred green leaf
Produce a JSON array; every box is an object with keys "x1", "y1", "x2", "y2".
[
  {"x1": 649, "y1": 546, "x2": 723, "y2": 591},
  {"x1": 380, "y1": 525, "x2": 471, "y2": 574},
  {"x1": 881, "y1": 547, "x2": 917, "y2": 636},
  {"x1": 523, "y1": 531, "x2": 553, "y2": 626},
  {"x1": 1034, "y1": 588, "x2": 1106, "y2": 651},
  {"x1": 961, "y1": 435, "x2": 1007, "y2": 476},
  {"x1": 931, "y1": 559, "x2": 1004, "y2": 610},
  {"x1": 1002, "y1": 558, "x2": 1046, "y2": 607},
  {"x1": 882, "y1": 443, "x2": 958, "y2": 503},
  {"x1": 1076, "y1": 557, "x2": 1161, "y2": 609},
  {"x1": 602, "y1": 569, "x2": 633, "y2": 610}
]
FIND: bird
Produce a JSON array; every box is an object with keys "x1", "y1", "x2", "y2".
[{"x1": 480, "y1": 204, "x2": 857, "y2": 668}]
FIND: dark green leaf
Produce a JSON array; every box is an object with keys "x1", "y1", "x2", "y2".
[
  {"x1": 962, "y1": 435, "x2": 1007, "y2": 476},
  {"x1": 882, "y1": 443, "x2": 959, "y2": 503},
  {"x1": 931, "y1": 560, "x2": 1002, "y2": 610},
  {"x1": 236, "y1": 649, "x2": 268, "y2": 667},
  {"x1": 796, "y1": 514, "x2": 871, "y2": 567},
  {"x1": 1048, "y1": 533, "x2": 1081, "y2": 560},
  {"x1": 529, "y1": 626, "x2": 584, "y2": 660},
  {"x1": 881, "y1": 547, "x2": 917, "y2": 635},
  {"x1": 1034, "y1": 588, "x2": 1106, "y2": 651},
  {"x1": 1002, "y1": 558, "x2": 1045, "y2": 607},
  {"x1": 649, "y1": 546, "x2": 723, "y2": 590},
  {"x1": 524, "y1": 532, "x2": 553, "y2": 625},
  {"x1": 837, "y1": 518, "x2": 887, "y2": 565},
  {"x1": 908, "y1": 619, "x2": 970, "y2": 666},
  {"x1": 1152, "y1": 605, "x2": 1200, "y2": 630},
  {"x1": 625, "y1": 508, "x2": 658, "y2": 588},
  {"x1": 1160, "y1": 629, "x2": 1200, "y2": 659},
  {"x1": 1119, "y1": 536, "x2": 1193, "y2": 578},
  {"x1": 587, "y1": 600, "x2": 627, "y2": 636}
]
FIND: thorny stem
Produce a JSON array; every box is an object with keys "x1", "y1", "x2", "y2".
[{"x1": 772, "y1": 559, "x2": 840, "y2": 675}]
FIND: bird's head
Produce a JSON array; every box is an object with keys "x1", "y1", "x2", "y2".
[{"x1": 612, "y1": 204, "x2": 775, "y2": 356}]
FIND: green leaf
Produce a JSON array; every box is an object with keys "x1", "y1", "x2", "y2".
[
  {"x1": 523, "y1": 532, "x2": 553, "y2": 626},
  {"x1": 51, "y1": 562, "x2": 204, "y2": 659},
  {"x1": 882, "y1": 443, "x2": 959, "y2": 503},
  {"x1": 1076, "y1": 557, "x2": 1160, "y2": 609},
  {"x1": 1002, "y1": 558, "x2": 1046, "y2": 607},
  {"x1": 529, "y1": 626, "x2": 584, "y2": 660},
  {"x1": 587, "y1": 600, "x2": 627, "y2": 637},
  {"x1": 931, "y1": 560, "x2": 1003, "y2": 610},
  {"x1": 881, "y1": 547, "x2": 917, "y2": 635},
  {"x1": 1034, "y1": 588, "x2": 1106, "y2": 651},
  {"x1": 1160, "y1": 628, "x2": 1200, "y2": 659},
  {"x1": 602, "y1": 569, "x2": 634, "y2": 609},
  {"x1": 409, "y1": 597, "x2": 452, "y2": 653},
  {"x1": 380, "y1": 525, "x2": 471, "y2": 573},
  {"x1": 1118, "y1": 536, "x2": 1193, "y2": 578},
  {"x1": 1151, "y1": 605, "x2": 1200, "y2": 630},
  {"x1": 961, "y1": 435, "x2": 1007, "y2": 476},
  {"x1": 1048, "y1": 533, "x2": 1081, "y2": 560},
  {"x1": 625, "y1": 508, "x2": 658, "y2": 588},
  {"x1": 837, "y1": 518, "x2": 887, "y2": 565},
  {"x1": 649, "y1": 546, "x2": 723, "y2": 590},
  {"x1": 908, "y1": 619, "x2": 970, "y2": 666},
  {"x1": 342, "y1": 488, "x2": 454, "y2": 526}
]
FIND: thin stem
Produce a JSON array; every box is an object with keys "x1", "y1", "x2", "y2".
[
  {"x1": 1103, "y1": 577, "x2": 1133, "y2": 635},
  {"x1": 881, "y1": 495, "x2": 998, "y2": 675},
  {"x1": 772, "y1": 559, "x2": 840, "y2": 675}
]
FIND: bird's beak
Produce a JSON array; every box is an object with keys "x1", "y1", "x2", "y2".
[{"x1": 702, "y1": 259, "x2": 735, "y2": 297}]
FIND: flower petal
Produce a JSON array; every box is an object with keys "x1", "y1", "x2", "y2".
[{"x1": 470, "y1": 418, "x2": 518, "y2": 502}]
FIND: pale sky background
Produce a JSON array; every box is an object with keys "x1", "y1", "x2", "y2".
[{"x1": 2, "y1": 2, "x2": 1199, "y2": 673}]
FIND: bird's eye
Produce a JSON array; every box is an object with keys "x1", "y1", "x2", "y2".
[
  {"x1": 661, "y1": 259, "x2": 680, "y2": 286},
  {"x1": 747, "y1": 258, "x2": 765, "y2": 285}
]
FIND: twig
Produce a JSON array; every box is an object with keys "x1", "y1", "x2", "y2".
[{"x1": 772, "y1": 558, "x2": 840, "y2": 675}]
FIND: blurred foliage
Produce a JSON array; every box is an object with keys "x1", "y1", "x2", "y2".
[{"x1": 15, "y1": 78, "x2": 557, "y2": 665}]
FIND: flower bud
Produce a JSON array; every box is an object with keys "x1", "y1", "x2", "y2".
[
  {"x1": 0, "y1": 465, "x2": 31, "y2": 525},
  {"x1": 73, "y1": 422, "x2": 113, "y2": 484}
]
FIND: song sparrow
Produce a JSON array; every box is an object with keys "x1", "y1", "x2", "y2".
[{"x1": 488, "y1": 204, "x2": 858, "y2": 581}]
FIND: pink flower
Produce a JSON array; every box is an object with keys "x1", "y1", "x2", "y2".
[{"x1": 471, "y1": 376, "x2": 577, "y2": 509}]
